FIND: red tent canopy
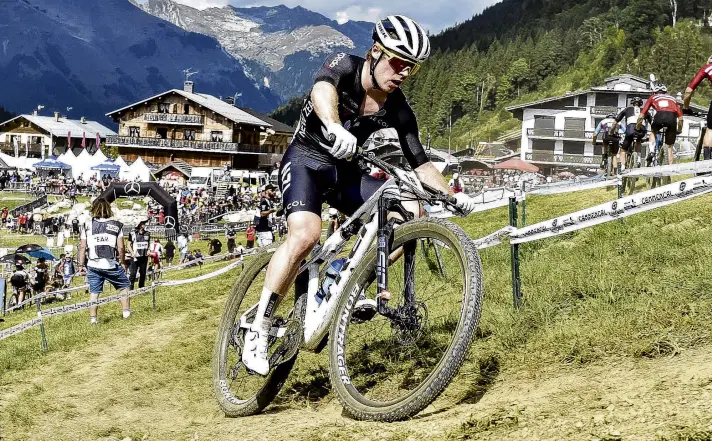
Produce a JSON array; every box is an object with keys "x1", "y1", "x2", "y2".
[{"x1": 492, "y1": 157, "x2": 539, "y2": 173}]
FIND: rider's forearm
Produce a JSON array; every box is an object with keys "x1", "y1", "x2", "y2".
[
  {"x1": 311, "y1": 82, "x2": 341, "y2": 126},
  {"x1": 683, "y1": 87, "x2": 694, "y2": 109},
  {"x1": 415, "y1": 162, "x2": 452, "y2": 195}
]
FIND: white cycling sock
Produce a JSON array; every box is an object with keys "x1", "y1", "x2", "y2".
[
  {"x1": 252, "y1": 287, "x2": 280, "y2": 331},
  {"x1": 122, "y1": 309, "x2": 131, "y2": 319}
]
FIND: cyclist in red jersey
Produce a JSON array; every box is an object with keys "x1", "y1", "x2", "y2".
[
  {"x1": 683, "y1": 56, "x2": 712, "y2": 159},
  {"x1": 636, "y1": 84, "x2": 683, "y2": 166}
]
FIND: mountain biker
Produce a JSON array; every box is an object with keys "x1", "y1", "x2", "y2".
[
  {"x1": 612, "y1": 97, "x2": 652, "y2": 170},
  {"x1": 241, "y1": 15, "x2": 477, "y2": 375},
  {"x1": 592, "y1": 113, "x2": 623, "y2": 173},
  {"x1": 637, "y1": 84, "x2": 683, "y2": 166},
  {"x1": 683, "y1": 55, "x2": 712, "y2": 159}
]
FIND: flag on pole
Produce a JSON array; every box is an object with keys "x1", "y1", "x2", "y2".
[
  {"x1": 82, "y1": 132, "x2": 86, "y2": 148},
  {"x1": 96, "y1": 132, "x2": 101, "y2": 150},
  {"x1": 67, "y1": 131, "x2": 71, "y2": 150}
]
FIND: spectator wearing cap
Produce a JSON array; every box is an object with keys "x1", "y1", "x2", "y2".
[{"x1": 256, "y1": 184, "x2": 277, "y2": 247}]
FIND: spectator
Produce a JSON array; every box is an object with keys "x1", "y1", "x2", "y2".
[
  {"x1": 164, "y1": 239, "x2": 176, "y2": 266},
  {"x1": 256, "y1": 184, "x2": 277, "y2": 247},
  {"x1": 245, "y1": 224, "x2": 256, "y2": 249},
  {"x1": 448, "y1": 173, "x2": 463, "y2": 194},
  {"x1": 208, "y1": 237, "x2": 222, "y2": 256},
  {"x1": 149, "y1": 238, "x2": 164, "y2": 272},
  {"x1": 32, "y1": 257, "x2": 50, "y2": 296},
  {"x1": 127, "y1": 220, "x2": 150, "y2": 290},
  {"x1": 9, "y1": 263, "x2": 29, "y2": 308},
  {"x1": 226, "y1": 229, "x2": 236, "y2": 254},
  {"x1": 78, "y1": 197, "x2": 131, "y2": 324},
  {"x1": 194, "y1": 250, "x2": 204, "y2": 267},
  {"x1": 177, "y1": 234, "x2": 189, "y2": 263}
]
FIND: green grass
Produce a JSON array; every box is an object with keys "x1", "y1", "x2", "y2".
[{"x1": 1, "y1": 181, "x2": 712, "y2": 439}]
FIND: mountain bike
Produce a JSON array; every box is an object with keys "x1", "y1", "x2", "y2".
[
  {"x1": 213, "y1": 150, "x2": 483, "y2": 422},
  {"x1": 621, "y1": 130, "x2": 647, "y2": 195},
  {"x1": 645, "y1": 127, "x2": 672, "y2": 189}
]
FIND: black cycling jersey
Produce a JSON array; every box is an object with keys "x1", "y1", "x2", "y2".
[
  {"x1": 294, "y1": 52, "x2": 429, "y2": 169},
  {"x1": 616, "y1": 107, "x2": 652, "y2": 127}
]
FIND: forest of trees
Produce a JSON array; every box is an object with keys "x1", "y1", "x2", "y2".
[{"x1": 271, "y1": 0, "x2": 712, "y2": 153}]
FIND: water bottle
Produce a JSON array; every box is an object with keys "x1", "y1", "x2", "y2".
[{"x1": 316, "y1": 258, "x2": 346, "y2": 305}]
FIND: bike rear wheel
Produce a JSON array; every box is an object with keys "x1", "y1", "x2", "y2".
[
  {"x1": 328, "y1": 217, "x2": 483, "y2": 421},
  {"x1": 212, "y1": 248, "x2": 300, "y2": 417}
]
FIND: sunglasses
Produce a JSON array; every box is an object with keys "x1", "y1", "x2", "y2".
[{"x1": 377, "y1": 43, "x2": 421, "y2": 76}]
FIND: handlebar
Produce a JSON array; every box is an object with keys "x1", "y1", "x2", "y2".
[
  {"x1": 683, "y1": 108, "x2": 708, "y2": 119},
  {"x1": 319, "y1": 135, "x2": 465, "y2": 216}
]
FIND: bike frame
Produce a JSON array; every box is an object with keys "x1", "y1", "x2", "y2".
[{"x1": 237, "y1": 153, "x2": 454, "y2": 354}]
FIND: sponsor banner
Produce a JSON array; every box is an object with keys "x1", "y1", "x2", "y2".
[
  {"x1": 510, "y1": 176, "x2": 712, "y2": 244},
  {"x1": 622, "y1": 159, "x2": 712, "y2": 178},
  {"x1": 0, "y1": 318, "x2": 43, "y2": 340},
  {"x1": 6, "y1": 284, "x2": 89, "y2": 313},
  {"x1": 10, "y1": 195, "x2": 48, "y2": 217},
  {"x1": 529, "y1": 178, "x2": 619, "y2": 195},
  {"x1": 473, "y1": 226, "x2": 515, "y2": 250},
  {"x1": 0, "y1": 260, "x2": 245, "y2": 342}
]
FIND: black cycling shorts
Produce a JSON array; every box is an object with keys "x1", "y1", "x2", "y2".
[
  {"x1": 707, "y1": 100, "x2": 712, "y2": 128},
  {"x1": 651, "y1": 111, "x2": 678, "y2": 145},
  {"x1": 279, "y1": 140, "x2": 385, "y2": 218},
  {"x1": 10, "y1": 275, "x2": 25, "y2": 288},
  {"x1": 603, "y1": 134, "x2": 620, "y2": 155},
  {"x1": 621, "y1": 125, "x2": 647, "y2": 153}
]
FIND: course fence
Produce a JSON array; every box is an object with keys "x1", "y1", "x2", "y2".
[
  {"x1": 0, "y1": 254, "x2": 247, "y2": 347},
  {"x1": 3, "y1": 159, "x2": 712, "y2": 347}
]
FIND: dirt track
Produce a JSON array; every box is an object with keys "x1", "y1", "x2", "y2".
[{"x1": 1, "y1": 311, "x2": 712, "y2": 441}]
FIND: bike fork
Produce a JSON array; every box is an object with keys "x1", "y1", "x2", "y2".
[{"x1": 376, "y1": 194, "x2": 414, "y2": 316}]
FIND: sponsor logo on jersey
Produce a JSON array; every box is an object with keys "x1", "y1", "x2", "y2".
[{"x1": 328, "y1": 53, "x2": 346, "y2": 69}]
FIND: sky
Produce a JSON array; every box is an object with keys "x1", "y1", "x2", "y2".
[{"x1": 170, "y1": 0, "x2": 502, "y2": 33}]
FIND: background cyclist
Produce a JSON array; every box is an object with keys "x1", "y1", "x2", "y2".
[
  {"x1": 683, "y1": 55, "x2": 712, "y2": 160},
  {"x1": 592, "y1": 113, "x2": 623, "y2": 174},
  {"x1": 612, "y1": 97, "x2": 651, "y2": 170},
  {"x1": 241, "y1": 15, "x2": 477, "y2": 375},
  {"x1": 637, "y1": 84, "x2": 683, "y2": 166}
]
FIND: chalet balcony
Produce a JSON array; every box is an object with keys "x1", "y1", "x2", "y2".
[
  {"x1": 143, "y1": 113, "x2": 204, "y2": 125},
  {"x1": 590, "y1": 106, "x2": 621, "y2": 115},
  {"x1": 525, "y1": 151, "x2": 599, "y2": 166},
  {"x1": 0, "y1": 142, "x2": 43, "y2": 153},
  {"x1": 106, "y1": 135, "x2": 268, "y2": 154},
  {"x1": 527, "y1": 128, "x2": 594, "y2": 141}
]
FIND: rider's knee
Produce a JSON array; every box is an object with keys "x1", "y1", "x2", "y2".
[{"x1": 286, "y1": 225, "x2": 321, "y2": 256}]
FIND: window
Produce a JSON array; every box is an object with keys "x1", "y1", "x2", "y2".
[
  {"x1": 564, "y1": 118, "x2": 585, "y2": 139},
  {"x1": 595, "y1": 93, "x2": 618, "y2": 107},
  {"x1": 158, "y1": 103, "x2": 170, "y2": 113},
  {"x1": 533, "y1": 115, "x2": 555, "y2": 137},
  {"x1": 563, "y1": 141, "x2": 584, "y2": 155},
  {"x1": 156, "y1": 128, "x2": 168, "y2": 139},
  {"x1": 184, "y1": 103, "x2": 190, "y2": 114},
  {"x1": 184, "y1": 129, "x2": 196, "y2": 141},
  {"x1": 128, "y1": 126, "x2": 140, "y2": 137},
  {"x1": 211, "y1": 131, "x2": 224, "y2": 142},
  {"x1": 531, "y1": 140, "x2": 555, "y2": 151}
]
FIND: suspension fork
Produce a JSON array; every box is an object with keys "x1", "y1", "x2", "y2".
[{"x1": 376, "y1": 193, "x2": 414, "y2": 317}]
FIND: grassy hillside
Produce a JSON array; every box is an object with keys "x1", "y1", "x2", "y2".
[{"x1": 2, "y1": 181, "x2": 712, "y2": 439}]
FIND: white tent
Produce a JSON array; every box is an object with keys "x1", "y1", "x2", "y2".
[
  {"x1": 71, "y1": 149, "x2": 94, "y2": 179},
  {"x1": 58, "y1": 151, "x2": 78, "y2": 170},
  {"x1": 0, "y1": 152, "x2": 16, "y2": 168},
  {"x1": 91, "y1": 149, "x2": 108, "y2": 166},
  {"x1": 129, "y1": 156, "x2": 152, "y2": 182},
  {"x1": 114, "y1": 156, "x2": 134, "y2": 180},
  {"x1": 15, "y1": 156, "x2": 39, "y2": 171}
]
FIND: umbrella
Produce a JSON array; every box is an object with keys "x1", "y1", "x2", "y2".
[
  {"x1": 28, "y1": 248, "x2": 56, "y2": 261},
  {"x1": 16, "y1": 244, "x2": 43, "y2": 253},
  {"x1": 90, "y1": 161, "x2": 121, "y2": 172},
  {"x1": 492, "y1": 157, "x2": 539, "y2": 173},
  {"x1": 0, "y1": 254, "x2": 30, "y2": 265}
]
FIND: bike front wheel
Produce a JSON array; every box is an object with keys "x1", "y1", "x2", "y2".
[
  {"x1": 212, "y1": 248, "x2": 300, "y2": 417},
  {"x1": 328, "y1": 217, "x2": 483, "y2": 421}
]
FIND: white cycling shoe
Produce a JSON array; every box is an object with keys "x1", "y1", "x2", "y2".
[{"x1": 242, "y1": 319, "x2": 271, "y2": 376}]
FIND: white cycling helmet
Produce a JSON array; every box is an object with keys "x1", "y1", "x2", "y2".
[
  {"x1": 653, "y1": 83, "x2": 668, "y2": 93},
  {"x1": 373, "y1": 15, "x2": 431, "y2": 64}
]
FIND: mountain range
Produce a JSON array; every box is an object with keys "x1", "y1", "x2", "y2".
[
  {"x1": 0, "y1": 0, "x2": 373, "y2": 124},
  {"x1": 130, "y1": 0, "x2": 373, "y2": 102}
]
